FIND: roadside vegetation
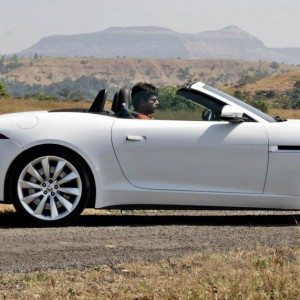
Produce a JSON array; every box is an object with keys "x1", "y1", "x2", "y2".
[
  {"x1": 227, "y1": 78, "x2": 300, "y2": 113},
  {"x1": 1, "y1": 80, "x2": 300, "y2": 119},
  {"x1": 0, "y1": 74, "x2": 299, "y2": 299},
  {"x1": 0, "y1": 246, "x2": 299, "y2": 299},
  {"x1": 0, "y1": 203, "x2": 299, "y2": 299}
]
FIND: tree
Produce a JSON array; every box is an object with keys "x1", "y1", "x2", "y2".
[
  {"x1": 158, "y1": 86, "x2": 194, "y2": 111},
  {"x1": 270, "y1": 61, "x2": 280, "y2": 70},
  {"x1": 0, "y1": 81, "x2": 9, "y2": 97},
  {"x1": 11, "y1": 55, "x2": 19, "y2": 68},
  {"x1": 294, "y1": 80, "x2": 300, "y2": 90},
  {"x1": 0, "y1": 55, "x2": 4, "y2": 73},
  {"x1": 253, "y1": 98, "x2": 270, "y2": 113},
  {"x1": 177, "y1": 67, "x2": 189, "y2": 81}
]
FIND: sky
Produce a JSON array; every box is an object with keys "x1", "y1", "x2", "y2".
[{"x1": 0, "y1": 0, "x2": 299, "y2": 54}]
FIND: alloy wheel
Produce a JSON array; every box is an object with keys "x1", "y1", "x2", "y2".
[{"x1": 17, "y1": 156, "x2": 82, "y2": 221}]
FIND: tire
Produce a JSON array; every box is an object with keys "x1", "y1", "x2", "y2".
[{"x1": 10, "y1": 147, "x2": 91, "y2": 226}]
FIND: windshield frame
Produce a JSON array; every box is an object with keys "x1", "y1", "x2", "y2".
[{"x1": 188, "y1": 83, "x2": 276, "y2": 123}]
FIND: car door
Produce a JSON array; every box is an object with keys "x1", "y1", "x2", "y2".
[{"x1": 112, "y1": 119, "x2": 268, "y2": 194}]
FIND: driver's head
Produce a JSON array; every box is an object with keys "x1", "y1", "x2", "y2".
[{"x1": 131, "y1": 83, "x2": 159, "y2": 115}]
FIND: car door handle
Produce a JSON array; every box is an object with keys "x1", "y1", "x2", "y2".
[{"x1": 126, "y1": 135, "x2": 146, "y2": 141}]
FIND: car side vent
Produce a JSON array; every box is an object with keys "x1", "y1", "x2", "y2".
[{"x1": 278, "y1": 145, "x2": 300, "y2": 151}]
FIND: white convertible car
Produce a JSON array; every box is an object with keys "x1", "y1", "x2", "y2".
[{"x1": 0, "y1": 82, "x2": 299, "y2": 225}]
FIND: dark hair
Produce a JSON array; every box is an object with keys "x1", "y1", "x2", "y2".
[{"x1": 131, "y1": 82, "x2": 157, "y2": 110}]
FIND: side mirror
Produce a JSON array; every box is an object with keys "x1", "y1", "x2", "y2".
[{"x1": 220, "y1": 105, "x2": 245, "y2": 123}]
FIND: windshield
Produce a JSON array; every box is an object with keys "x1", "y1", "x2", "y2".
[{"x1": 203, "y1": 85, "x2": 276, "y2": 123}]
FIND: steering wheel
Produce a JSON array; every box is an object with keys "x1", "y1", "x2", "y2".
[{"x1": 202, "y1": 108, "x2": 213, "y2": 121}]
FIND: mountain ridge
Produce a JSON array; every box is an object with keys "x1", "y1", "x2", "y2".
[{"x1": 17, "y1": 26, "x2": 300, "y2": 64}]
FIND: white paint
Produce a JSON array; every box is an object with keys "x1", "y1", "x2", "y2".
[
  {"x1": 0, "y1": 82, "x2": 300, "y2": 216},
  {"x1": 16, "y1": 116, "x2": 39, "y2": 129}
]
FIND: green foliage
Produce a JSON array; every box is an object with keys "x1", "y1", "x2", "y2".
[
  {"x1": 3, "y1": 75, "x2": 108, "y2": 99},
  {"x1": 232, "y1": 86, "x2": 300, "y2": 111},
  {"x1": 0, "y1": 81, "x2": 9, "y2": 97},
  {"x1": 0, "y1": 55, "x2": 22, "y2": 74},
  {"x1": 294, "y1": 80, "x2": 300, "y2": 89},
  {"x1": 270, "y1": 61, "x2": 280, "y2": 70},
  {"x1": 233, "y1": 89, "x2": 251, "y2": 102},
  {"x1": 252, "y1": 98, "x2": 270, "y2": 113},
  {"x1": 177, "y1": 67, "x2": 189, "y2": 81},
  {"x1": 34, "y1": 93, "x2": 59, "y2": 101},
  {"x1": 273, "y1": 85, "x2": 300, "y2": 109},
  {"x1": 254, "y1": 90, "x2": 276, "y2": 99},
  {"x1": 272, "y1": 94, "x2": 293, "y2": 109},
  {"x1": 289, "y1": 87, "x2": 300, "y2": 108},
  {"x1": 236, "y1": 69, "x2": 270, "y2": 87},
  {"x1": 0, "y1": 55, "x2": 4, "y2": 73},
  {"x1": 158, "y1": 86, "x2": 194, "y2": 111}
]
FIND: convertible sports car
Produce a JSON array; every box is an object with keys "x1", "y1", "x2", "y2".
[{"x1": 0, "y1": 81, "x2": 299, "y2": 225}]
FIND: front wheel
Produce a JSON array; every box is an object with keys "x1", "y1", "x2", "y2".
[{"x1": 11, "y1": 148, "x2": 91, "y2": 225}]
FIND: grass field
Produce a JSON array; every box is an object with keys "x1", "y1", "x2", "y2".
[
  {"x1": 0, "y1": 97, "x2": 91, "y2": 114},
  {"x1": 244, "y1": 70, "x2": 300, "y2": 94},
  {"x1": 0, "y1": 97, "x2": 299, "y2": 299},
  {"x1": 0, "y1": 246, "x2": 298, "y2": 299}
]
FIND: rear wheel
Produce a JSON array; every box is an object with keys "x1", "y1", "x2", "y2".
[{"x1": 11, "y1": 148, "x2": 91, "y2": 225}]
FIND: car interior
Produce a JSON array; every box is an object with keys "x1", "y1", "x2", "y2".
[
  {"x1": 50, "y1": 85, "x2": 254, "y2": 122},
  {"x1": 49, "y1": 87, "x2": 134, "y2": 118}
]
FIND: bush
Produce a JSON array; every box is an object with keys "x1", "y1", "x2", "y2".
[
  {"x1": 35, "y1": 93, "x2": 59, "y2": 101},
  {"x1": 158, "y1": 86, "x2": 194, "y2": 111},
  {"x1": 252, "y1": 98, "x2": 270, "y2": 112},
  {"x1": 0, "y1": 81, "x2": 9, "y2": 97},
  {"x1": 270, "y1": 61, "x2": 280, "y2": 70},
  {"x1": 294, "y1": 80, "x2": 300, "y2": 90}
]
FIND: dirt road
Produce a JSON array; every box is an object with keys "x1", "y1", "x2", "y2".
[{"x1": 0, "y1": 209, "x2": 299, "y2": 272}]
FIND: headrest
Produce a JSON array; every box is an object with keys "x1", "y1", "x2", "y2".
[
  {"x1": 114, "y1": 88, "x2": 131, "y2": 113},
  {"x1": 89, "y1": 89, "x2": 107, "y2": 113},
  {"x1": 111, "y1": 92, "x2": 119, "y2": 113},
  {"x1": 118, "y1": 88, "x2": 131, "y2": 107}
]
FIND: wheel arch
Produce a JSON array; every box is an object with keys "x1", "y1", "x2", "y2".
[{"x1": 4, "y1": 144, "x2": 96, "y2": 208}]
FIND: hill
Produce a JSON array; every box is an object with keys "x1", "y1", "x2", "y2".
[
  {"x1": 1, "y1": 57, "x2": 298, "y2": 88},
  {"x1": 243, "y1": 70, "x2": 300, "y2": 94},
  {"x1": 16, "y1": 26, "x2": 300, "y2": 64}
]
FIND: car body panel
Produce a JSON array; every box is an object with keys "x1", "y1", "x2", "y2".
[
  {"x1": 263, "y1": 122, "x2": 300, "y2": 196},
  {"x1": 100, "y1": 186, "x2": 300, "y2": 210},
  {"x1": 0, "y1": 139, "x2": 23, "y2": 200},
  {"x1": 112, "y1": 119, "x2": 269, "y2": 194},
  {"x1": 0, "y1": 111, "x2": 120, "y2": 203},
  {"x1": 0, "y1": 82, "x2": 300, "y2": 212}
]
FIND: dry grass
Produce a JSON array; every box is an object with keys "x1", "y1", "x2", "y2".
[
  {"x1": 1, "y1": 57, "x2": 299, "y2": 87},
  {"x1": 0, "y1": 97, "x2": 91, "y2": 114},
  {"x1": 0, "y1": 247, "x2": 299, "y2": 299},
  {"x1": 244, "y1": 70, "x2": 300, "y2": 94},
  {"x1": 269, "y1": 108, "x2": 300, "y2": 119}
]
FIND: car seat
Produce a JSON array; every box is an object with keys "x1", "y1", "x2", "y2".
[
  {"x1": 112, "y1": 88, "x2": 134, "y2": 118},
  {"x1": 88, "y1": 89, "x2": 107, "y2": 113}
]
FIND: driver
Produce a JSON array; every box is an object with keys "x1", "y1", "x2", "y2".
[{"x1": 131, "y1": 82, "x2": 159, "y2": 120}]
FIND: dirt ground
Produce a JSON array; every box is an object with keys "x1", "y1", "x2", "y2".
[{"x1": 0, "y1": 208, "x2": 299, "y2": 273}]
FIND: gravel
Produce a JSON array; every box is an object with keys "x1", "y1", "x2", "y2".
[{"x1": 0, "y1": 209, "x2": 299, "y2": 272}]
